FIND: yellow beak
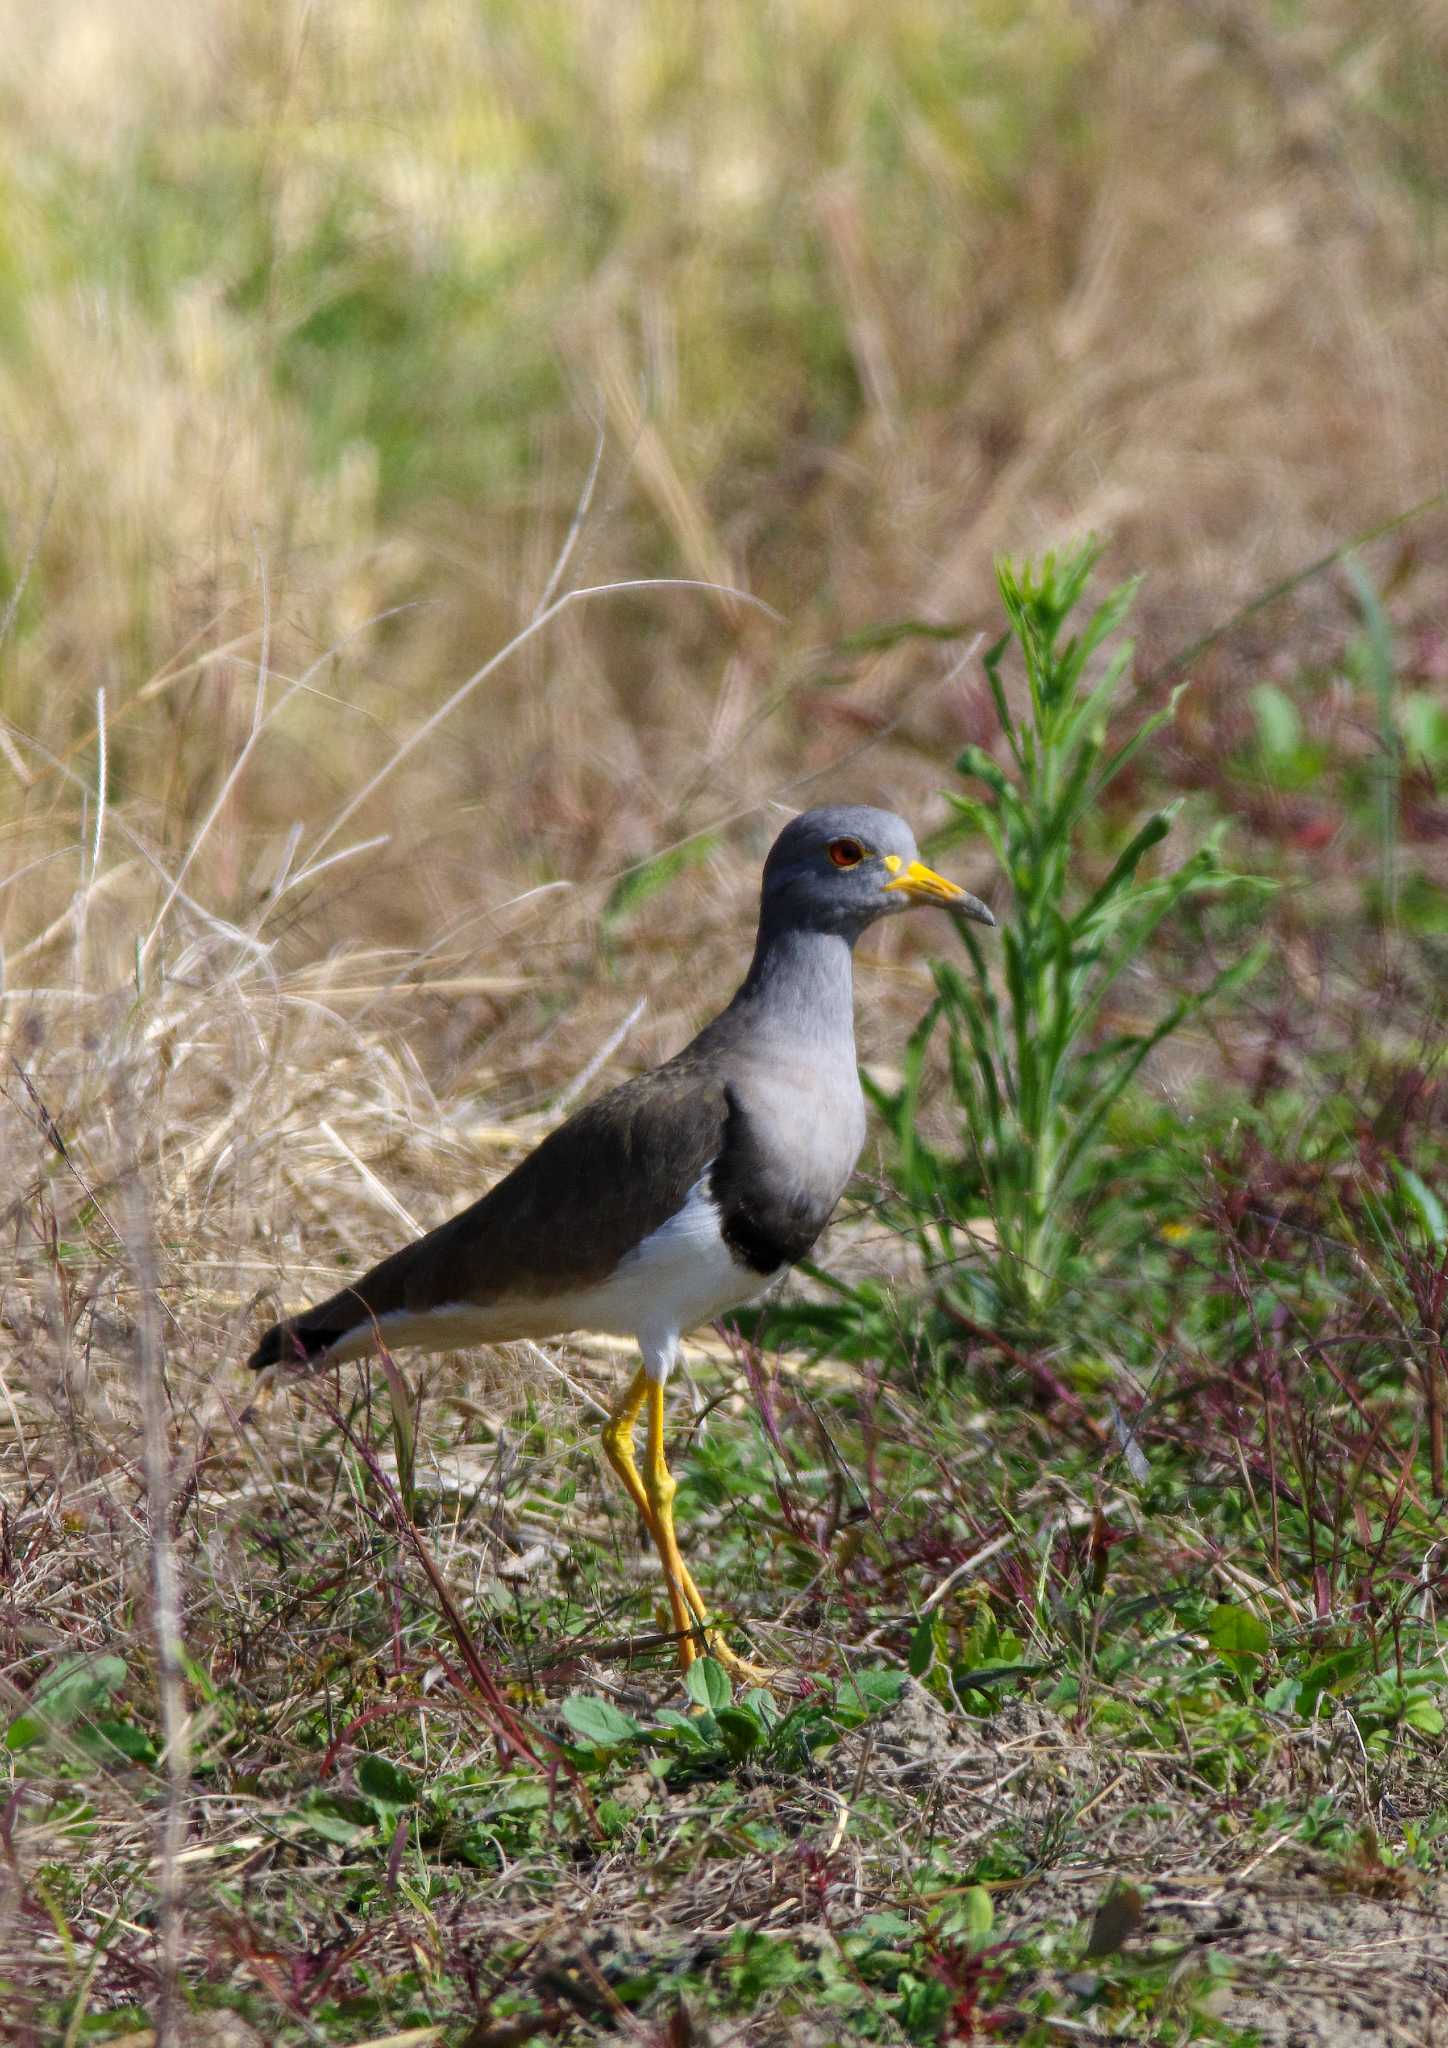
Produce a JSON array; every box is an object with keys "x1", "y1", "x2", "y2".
[{"x1": 882, "y1": 856, "x2": 995, "y2": 924}]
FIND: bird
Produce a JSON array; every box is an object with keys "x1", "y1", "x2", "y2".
[{"x1": 249, "y1": 805, "x2": 995, "y2": 1680}]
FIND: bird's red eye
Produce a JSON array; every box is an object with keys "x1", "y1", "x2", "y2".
[{"x1": 828, "y1": 837, "x2": 865, "y2": 868}]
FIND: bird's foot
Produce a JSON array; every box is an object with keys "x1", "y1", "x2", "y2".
[{"x1": 701, "y1": 1631, "x2": 777, "y2": 1690}]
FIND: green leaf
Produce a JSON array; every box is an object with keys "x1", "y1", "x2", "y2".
[
  {"x1": 940, "y1": 791, "x2": 1008, "y2": 867},
  {"x1": 601, "y1": 837, "x2": 717, "y2": 934},
  {"x1": 73, "y1": 1720, "x2": 156, "y2": 1765},
  {"x1": 357, "y1": 1754, "x2": 419, "y2": 1807},
  {"x1": 836, "y1": 1668, "x2": 905, "y2": 1716},
  {"x1": 1391, "y1": 1160, "x2": 1447, "y2": 1247},
  {"x1": 1405, "y1": 1696, "x2": 1444, "y2": 1736},
  {"x1": 740, "y1": 1686, "x2": 780, "y2": 1730},
  {"x1": 560, "y1": 1694, "x2": 642, "y2": 1746},
  {"x1": 1085, "y1": 680, "x2": 1189, "y2": 809},
  {"x1": 684, "y1": 1656, "x2": 732, "y2": 1714},
  {"x1": 498, "y1": 1779, "x2": 551, "y2": 1811},
  {"x1": 1297, "y1": 1645, "x2": 1372, "y2": 1718},
  {"x1": 595, "y1": 1796, "x2": 631, "y2": 1836},
  {"x1": 180, "y1": 1649, "x2": 219, "y2": 1703},
  {"x1": 653, "y1": 1706, "x2": 713, "y2": 1748},
  {"x1": 6, "y1": 1655, "x2": 128, "y2": 1748},
  {"x1": 898, "y1": 1974, "x2": 953, "y2": 2035},
  {"x1": 960, "y1": 1884, "x2": 995, "y2": 1942},
  {"x1": 954, "y1": 745, "x2": 1013, "y2": 802},
  {"x1": 857, "y1": 1909, "x2": 914, "y2": 1941},
  {"x1": 1208, "y1": 1604, "x2": 1270, "y2": 1660},
  {"x1": 299, "y1": 1792, "x2": 375, "y2": 1846},
  {"x1": 832, "y1": 617, "x2": 972, "y2": 655},
  {"x1": 35, "y1": 1653, "x2": 127, "y2": 1718},
  {"x1": 715, "y1": 1706, "x2": 763, "y2": 1761},
  {"x1": 908, "y1": 1616, "x2": 936, "y2": 1679},
  {"x1": 1074, "y1": 809, "x2": 1175, "y2": 931},
  {"x1": 1250, "y1": 681, "x2": 1302, "y2": 761}
]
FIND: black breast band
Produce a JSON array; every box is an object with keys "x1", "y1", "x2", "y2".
[{"x1": 709, "y1": 1084, "x2": 831, "y2": 1277}]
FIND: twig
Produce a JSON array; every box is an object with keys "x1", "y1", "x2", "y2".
[
  {"x1": 1140, "y1": 485, "x2": 1448, "y2": 691},
  {"x1": 548, "y1": 997, "x2": 646, "y2": 1119},
  {"x1": 534, "y1": 414, "x2": 606, "y2": 617},
  {"x1": 317, "y1": 1120, "x2": 425, "y2": 1238},
  {"x1": 122, "y1": 1146, "x2": 190, "y2": 2046},
  {"x1": 306, "y1": 576, "x2": 784, "y2": 868}
]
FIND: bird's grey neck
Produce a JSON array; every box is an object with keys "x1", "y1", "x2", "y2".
[{"x1": 730, "y1": 924, "x2": 857, "y2": 1046}]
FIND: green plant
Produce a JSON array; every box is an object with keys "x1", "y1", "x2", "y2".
[
  {"x1": 1346, "y1": 552, "x2": 1402, "y2": 922},
  {"x1": 559, "y1": 1658, "x2": 907, "y2": 1780},
  {"x1": 879, "y1": 538, "x2": 1267, "y2": 1336}
]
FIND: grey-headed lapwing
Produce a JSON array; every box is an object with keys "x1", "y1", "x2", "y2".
[{"x1": 249, "y1": 806, "x2": 995, "y2": 1678}]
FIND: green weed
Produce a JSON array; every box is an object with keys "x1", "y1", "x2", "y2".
[{"x1": 876, "y1": 539, "x2": 1266, "y2": 1337}]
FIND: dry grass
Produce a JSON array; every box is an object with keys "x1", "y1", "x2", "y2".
[{"x1": 3, "y1": 2, "x2": 1447, "y2": 951}]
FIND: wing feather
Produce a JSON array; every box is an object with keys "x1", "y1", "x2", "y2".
[{"x1": 248, "y1": 1063, "x2": 729, "y2": 1368}]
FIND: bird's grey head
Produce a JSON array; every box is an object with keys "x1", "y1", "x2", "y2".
[{"x1": 757, "y1": 805, "x2": 995, "y2": 942}]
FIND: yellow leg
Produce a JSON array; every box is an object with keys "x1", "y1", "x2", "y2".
[
  {"x1": 641, "y1": 1377, "x2": 700, "y2": 1670},
  {"x1": 601, "y1": 1368, "x2": 710, "y2": 1621},
  {"x1": 643, "y1": 1380, "x2": 775, "y2": 1687},
  {"x1": 601, "y1": 1368, "x2": 775, "y2": 1686},
  {"x1": 600, "y1": 1367, "x2": 653, "y2": 1532}
]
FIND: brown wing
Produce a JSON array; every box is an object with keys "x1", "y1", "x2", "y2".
[{"x1": 248, "y1": 1061, "x2": 729, "y2": 1367}]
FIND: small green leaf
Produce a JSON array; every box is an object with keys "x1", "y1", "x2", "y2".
[
  {"x1": 357, "y1": 1755, "x2": 418, "y2": 1807},
  {"x1": 74, "y1": 1720, "x2": 156, "y2": 1765},
  {"x1": 299, "y1": 1793, "x2": 375, "y2": 1845},
  {"x1": 836, "y1": 1668, "x2": 905, "y2": 1717},
  {"x1": 1391, "y1": 1160, "x2": 1447, "y2": 1247},
  {"x1": 684, "y1": 1656, "x2": 731, "y2": 1714},
  {"x1": 833, "y1": 617, "x2": 972, "y2": 655},
  {"x1": 1250, "y1": 681, "x2": 1302, "y2": 762},
  {"x1": 596, "y1": 1797, "x2": 631, "y2": 1835},
  {"x1": 602, "y1": 837, "x2": 717, "y2": 934},
  {"x1": 653, "y1": 1706, "x2": 711, "y2": 1748},
  {"x1": 498, "y1": 1779, "x2": 550, "y2": 1812},
  {"x1": 957, "y1": 1885, "x2": 994, "y2": 1943},
  {"x1": 715, "y1": 1707, "x2": 762, "y2": 1761},
  {"x1": 1208, "y1": 1605, "x2": 1270, "y2": 1660},
  {"x1": 1297, "y1": 1645, "x2": 1371, "y2": 1718},
  {"x1": 908, "y1": 1616, "x2": 936, "y2": 1679},
  {"x1": 740, "y1": 1687, "x2": 779, "y2": 1730},
  {"x1": 35, "y1": 1654, "x2": 127, "y2": 1721},
  {"x1": 1405, "y1": 1696, "x2": 1444, "y2": 1736},
  {"x1": 6, "y1": 1654, "x2": 129, "y2": 1749},
  {"x1": 561, "y1": 1694, "x2": 641, "y2": 1747},
  {"x1": 857, "y1": 1909, "x2": 914, "y2": 1940}
]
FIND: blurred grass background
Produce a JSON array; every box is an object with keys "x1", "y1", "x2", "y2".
[{"x1": 4, "y1": 0, "x2": 1447, "y2": 1016}]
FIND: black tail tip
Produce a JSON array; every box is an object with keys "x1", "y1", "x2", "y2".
[{"x1": 247, "y1": 1321, "x2": 340, "y2": 1371}]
